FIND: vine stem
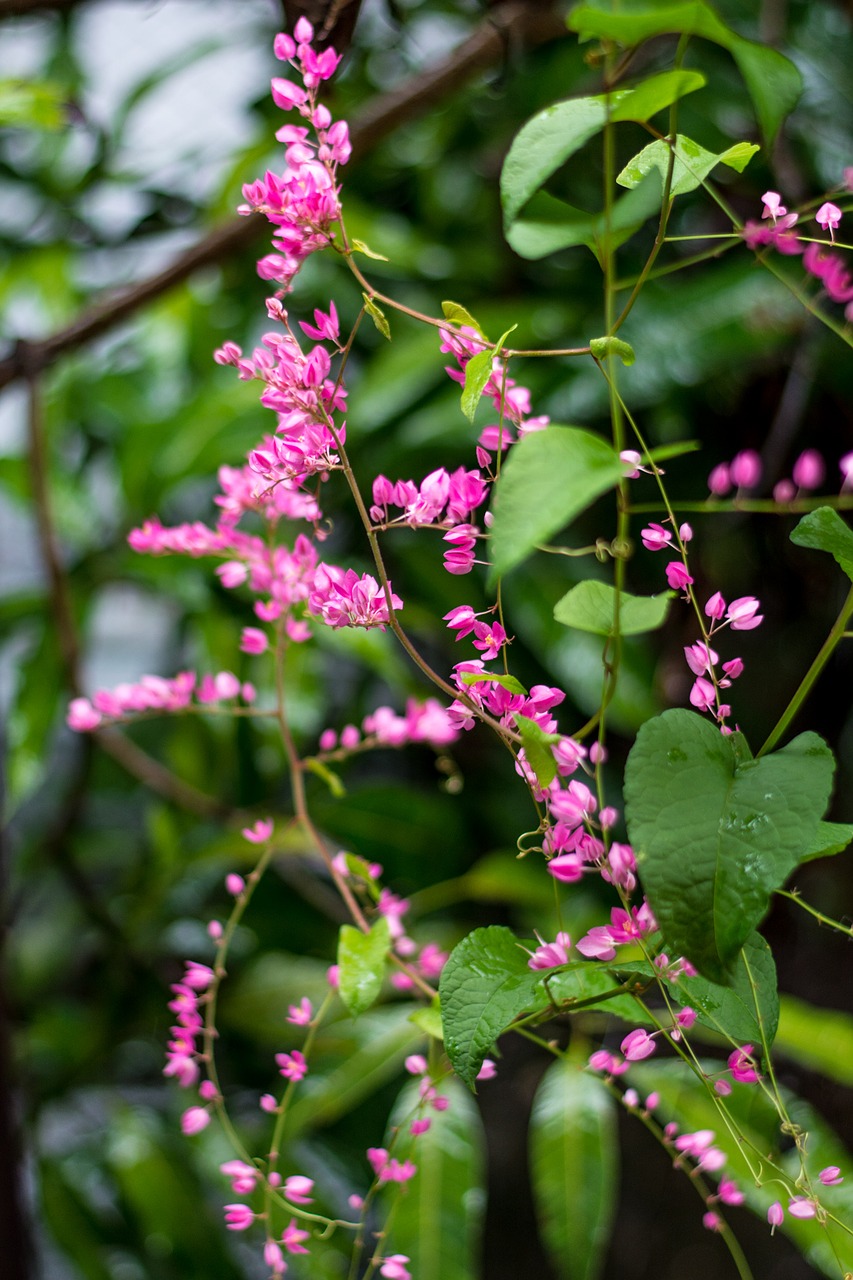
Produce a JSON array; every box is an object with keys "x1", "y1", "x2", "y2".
[
  {"x1": 775, "y1": 889, "x2": 853, "y2": 939},
  {"x1": 759, "y1": 582, "x2": 853, "y2": 756}
]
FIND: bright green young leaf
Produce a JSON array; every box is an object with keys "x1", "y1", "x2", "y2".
[
  {"x1": 461, "y1": 326, "x2": 516, "y2": 422},
  {"x1": 790, "y1": 506, "x2": 853, "y2": 580},
  {"x1": 0, "y1": 78, "x2": 66, "y2": 130},
  {"x1": 514, "y1": 713, "x2": 560, "y2": 788},
  {"x1": 799, "y1": 819, "x2": 853, "y2": 863},
  {"x1": 337, "y1": 915, "x2": 391, "y2": 1016},
  {"x1": 461, "y1": 671, "x2": 528, "y2": 696},
  {"x1": 566, "y1": 2, "x2": 803, "y2": 143},
  {"x1": 631, "y1": 1060, "x2": 853, "y2": 1276},
  {"x1": 530, "y1": 1058, "x2": 618, "y2": 1280},
  {"x1": 776, "y1": 995, "x2": 853, "y2": 1086},
  {"x1": 489, "y1": 426, "x2": 625, "y2": 580},
  {"x1": 351, "y1": 237, "x2": 389, "y2": 261},
  {"x1": 589, "y1": 335, "x2": 636, "y2": 366},
  {"x1": 554, "y1": 580, "x2": 670, "y2": 636},
  {"x1": 617, "y1": 135, "x2": 759, "y2": 198},
  {"x1": 387, "y1": 1079, "x2": 486, "y2": 1280},
  {"x1": 667, "y1": 931, "x2": 779, "y2": 1047},
  {"x1": 442, "y1": 300, "x2": 486, "y2": 335},
  {"x1": 439, "y1": 926, "x2": 546, "y2": 1087},
  {"x1": 363, "y1": 293, "x2": 391, "y2": 340},
  {"x1": 304, "y1": 756, "x2": 346, "y2": 798},
  {"x1": 624, "y1": 709, "x2": 834, "y2": 982}
]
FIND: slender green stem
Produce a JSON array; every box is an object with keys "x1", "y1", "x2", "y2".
[
  {"x1": 759, "y1": 583, "x2": 853, "y2": 755},
  {"x1": 775, "y1": 889, "x2": 853, "y2": 939}
]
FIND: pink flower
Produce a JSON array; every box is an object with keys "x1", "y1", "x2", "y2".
[
  {"x1": 225, "y1": 873, "x2": 245, "y2": 896},
  {"x1": 621, "y1": 1029, "x2": 656, "y2": 1061},
  {"x1": 702, "y1": 1211, "x2": 722, "y2": 1232},
  {"x1": 730, "y1": 449, "x2": 762, "y2": 489},
  {"x1": 221, "y1": 1159, "x2": 259, "y2": 1194},
  {"x1": 792, "y1": 449, "x2": 825, "y2": 490},
  {"x1": 719, "y1": 1179, "x2": 744, "y2": 1205},
  {"x1": 588, "y1": 1049, "x2": 627, "y2": 1076},
  {"x1": 788, "y1": 1196, "x2": 817, "y2": 1219},
  {"x1": 728, "y1": 1044, "x2": 760, "y2": 1083},
  {"x1": 67, "y1": 697, "x2": 102, "y2": 731},
  {"x1": 284, "y1": 1175, "x2": 314, "y2": 1204},
  {"x1": 276, "y1": 1050, "x2": 308, "y2": 1082},
  {"x1": 816, "y1": 201, "x2": 842, "y2": 242},
  {"x1": 180, "y1": 1106, "x2": 210, "y2": 1135},
  {"x1": 761, "y1": 190, "x2": 787, "y2": 221},
  {"x1": 708, "y1": 462, "x2": 731, "y2": 496},
  {"x1": 726, "y1": 597, "x2": 763, "y2": 631},
  {"x1": 264, "y1": 1241, "x2": 287, "y2": 1275},
  {"x1": 641, "y1": 522, "x2": 673, "y2": 551},
  {"x1": 281, "y1": 1219, "x2": 310, "y2": 1254},
  {"x1": 665, "y1": 561, "x2": 693, "y2": 590},
  {"x1": 476, "y1": 1058, "x2": 497, "y2": 1080},
  {"x1": 405, "y1": 1054, "x2": 428, "y2": 1075},
  {"x1": 767, "y1": 1201, "x2": 784, "y2": 1232},
  {"x1": 527, "y1": 931, "x2": 572, "y2": 970},
  {"x1": 243, "y1": 819, "x2": 274, "y2": 843},
  {"x1": 224, "y1": 1204, "x2": 255, "y2": 1231},
  {"x1": 819, "y1": 1165, "x2": 843, "y2": 1186},
  {"x1": 240, "y1": 626, "x2": 269, "y2": 654},
  {"x1": 689, "y1": 677, "x2": 716, "y2": 713},
  {"x1": 704, "y1": 591, "x2": 726, "y2": 620},
  {"x1": 380, "y1": 1256, "x2": 412, "y2": 1280},
  {"x1": 286, "y1": 998, "x2": 313, "y2": 1026}
]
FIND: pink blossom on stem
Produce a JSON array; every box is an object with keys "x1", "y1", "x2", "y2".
[
  {"x1": 477, "y1": 1058, "x2": 497, "y2": 1080},
  {"x1": 380, "y1": 1256, "x2": 412, "y2": 1280},
  {"x1": 264, "y1": 1241, "x2": 287, "y2": 1275},
  {"x1": 181, "y1": 1106, "x2": 210, "y2": 1135},
  {"x1": 728, "y1": 1044, "x2": 760, "y2": 1083},
  {"x1": 816, "y1": 201, "x2": 842, "y2": 242},
  {"x1": 788, "y1": 1196, "x2": 817, "y2": 1219},
  {"x1": 284, "y1": 1175, "x2": 314, "y2": 1203},
  {"x1": 665, "y1": 560, "x2": 693, "y2": 591},
  {"x1": 588, "y1": 1049, "x2": 627, "y2": 1076},
  {"x1": 240, "y1": 626, "x2": 269, "y2": 654},
  {"x1": 767, "y1": 1201, "x2": 784, "y2": 1232},
  {"x1": 774, "y1": 478, "x2": 796, "y2": 503},
  {"x1": 286, "y1": 998, "x2": 313, "y2": 1026},
  {"x1": 840, "y1": 452, "x2": 853, "y2": 490},
  {"x1": 819, "y1": 1165, "x2": 843, "y2": 1186},
  {"x1": 243, "y1": 818, "x2": 274, "y2": 843},
  {"x1": 726, "y1": 597, "x2": 763, "y2": 631},
  {"x1": 708, "y1": 462, "x2": 732, "y2": 496},
  {"x1": 276, "y1": 1050, "x2": 308, "y2": 1082},
  {"x1": 703, "y1": 1211, "x2": 722, "y2": 1232},
  {"x1": 792, "y1": 449, "x2": 825, "y2": 490},
  {"x1": 527, "y1": 931, "x2": 572, "y2": 970},
  {"x1": 730, "y1": 449, "x2": 762, "y2": 489},
  {"x1": 705, "y1": 591, "x2": 726, "y2": 621},
  {"x1": 689, "y1": 677, "x2": 716, "y2": 712},
  {"x1": 719, "y1": 1179, "x2": 745, "y2": 1206},
  {"x1": 281, "y1": 1219, "x2": 310, "y2": 1255},
  {"x1": 621, "y1": 1029, "x2": 656, "y2": 1061},
  {"x1": 761, "y1": 191, "x2": 787, "y2": 221},
  {"x1": 640, "y1": 522, "x2": 673, "y2": 551},
  {"x1": 405, "y1": 1054, "x2": 428, "y2": 1075},
  {"x1": 224, "y1": 1204, "x2": 255, "y2": 1231},
  {"x1": 226, "y1": 873, "x2": 245, "y2": 896}
]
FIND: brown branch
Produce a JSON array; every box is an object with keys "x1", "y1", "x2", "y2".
[{"x1": 0, "y1": 0, "x2": 565, "y2": 391}]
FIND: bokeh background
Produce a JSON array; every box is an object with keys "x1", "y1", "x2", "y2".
[{"x1": 2, "y1": 1, "x2": 853, "y2": 1277}]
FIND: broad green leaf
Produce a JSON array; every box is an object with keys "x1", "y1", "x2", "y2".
[
  {"x1": 631, "y1": 1061, "x2": 853, "y2": 1276},
  {"x1": 501, "y1": 72, "x2": 705, "y2": 224},
  {"x1": 530, "y1": 1059, "x2": 618, "y2": 1280},
  {"x1": 776, "y1": 995, "x2": 853, "y2": 1086},
  {"x1": 617, "y1": 135, "x2": 759, "y2": 198},
  {"x1": 668, "y1": 931, "x2": 779, "y2": 1047},
  {"x1": 567, "y1": 2, "x2": 803, "y2": 143},
  {"x1": 461, "y1": 671, "x2": 528, "y2": 696},
  {"x1": 337, "y1": 915, "x2": 391, "y2": 1016},
  {"x1": 624, "y1": 709, "x2": 834, "y2": 982},
  {"x1": 554, "y1": 581, "x2": 670, "y2": 636},
  {"x1": 442, "y1": 300, "x2": 486, "y2": 335},
  {"x1": 548, "y1": 960, "x2": 654, "y2": 1023},
  {"x1": 461, "y1": 327, "x2": 516, "y2": 422},
  {"x1": 363, "y1": 293, "x2": 391, "y2": 340},
  {"x1": 790, "y1": 506, "x2": 853, "y2": 580},
  {"x1": 505, "y1": 179, "x2": 661, "y2": 262},
  {"x1": 489, "y1": 426, "x2": 625, "y2": 580},
  {"x1": 440, "y1": 926, "x2": 546, "y2": 1087},
  {"x1": 589, "y1": 335, "x2": 636, "y2": 365},
  {"x1": 799, "y1": 819, "x2": 853, "y2": 863},
  {"x1": 515, "y1": 713, "x2": 560, "y2": 788},
  {"x1": 386, "y1": 1079, "x2": 486, "y2": 1280},
  {"x1": 39, "y1": 1161, "x2": 115, "y2": 1280}
]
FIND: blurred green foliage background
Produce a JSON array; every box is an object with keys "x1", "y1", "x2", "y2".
[{"x1": 2, "y1": 1, "x2": 853, "y2": 1277}]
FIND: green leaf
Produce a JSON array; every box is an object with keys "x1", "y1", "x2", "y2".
[
  {"x1": 387, "y1": 1079, "x2": 486, "y2": 1280},
  {"x1": 351, "y1": 237, "x2": 390, "y2": 261},
  {"x1": 631, "y1": 1060, "x2": 853, "y2": 1276},
  {"x1": 529, "y1": 1058, "x2": 618, "y2": 1280},
  {"x1": 304, "y1": 755, "x2": 346, "y2": 798},
  {"x1": 439, "y1": 926, "x2": 546, "y2": 1087},
  {"x1": 501, "y1": 72, "x2": 705, "y2": 225},
  {"x1": 624, "y1": 709, "x2": 835, "y2": 982},
  {"x1": 505, "y1": 179, "x2": 661, "y2": 262},
  {"x1": 776, "y1": 995, "x2": 853, "y2": 1086},
  {"x1": 548, "y1": 961, "x2": 653, "y2": 1023},
  {"x1": 514, "y1": 713, "x2": 560, "y2": 788},
  {"x1": 410, "y1": 1001, "x2": 444, "y2": 1041},
  {"x1": 554, "y1": 581, "x2": 670, "y2": 636},
  {"x1": 442, "y1": 300, "x2": 486, "y2": 336},
  {"x1": 0, "y1": 78, "x2": 66, "y2": 130},
  {"x1": 799, "y1": 819, "x2": 853, "y2": 863},
  {"x1": 566, "y1": 2, "x2": 803, "y2": 143},
  {"x1": 363, "y1": 293, "x2": 392, "y2": 340},
  {"x1": 461, "y1": 327, "x2": 516, "y2": 422},
  {"x1": 461, "y1": 671, "x2": 528, "y2": 696},
  {"x1": 668, "y1": 931, "x2": 779, "y2": 1047},
  {"x1": 489, "y1": 426, "x2": 625, "y2": 580},
  {"x1": 337, "y1": 916, "x2": 391, "y2": 1016},
  {"x1": 460, "y1": 349, "x2": 494, "y2": 423},
  {"x1": 617, "y1": 135, "x2": 759, "y2": 198},
  {"x1": 589, "y1": 335, "x2": 636, "y2": 365},
  {"x1": 790, "y1": 506, "x2": 853, "y2": 580}
]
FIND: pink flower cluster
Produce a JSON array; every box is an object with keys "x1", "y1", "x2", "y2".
[
  {"x1": 708, "y1": 446, "x2": 853, "y2": 503},
  {"x1": 67, "y1": 670, "x2": 255, "y2": 732},
  {"x1": 743, "y1": 185, "x2": 853, "y2": 318},
  {"x1": 318, "y1": 695, "x2": 462, "y2": 754},
  {"x1": 164, "y1": 961, "x2": 215, "y2": 1089}
]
